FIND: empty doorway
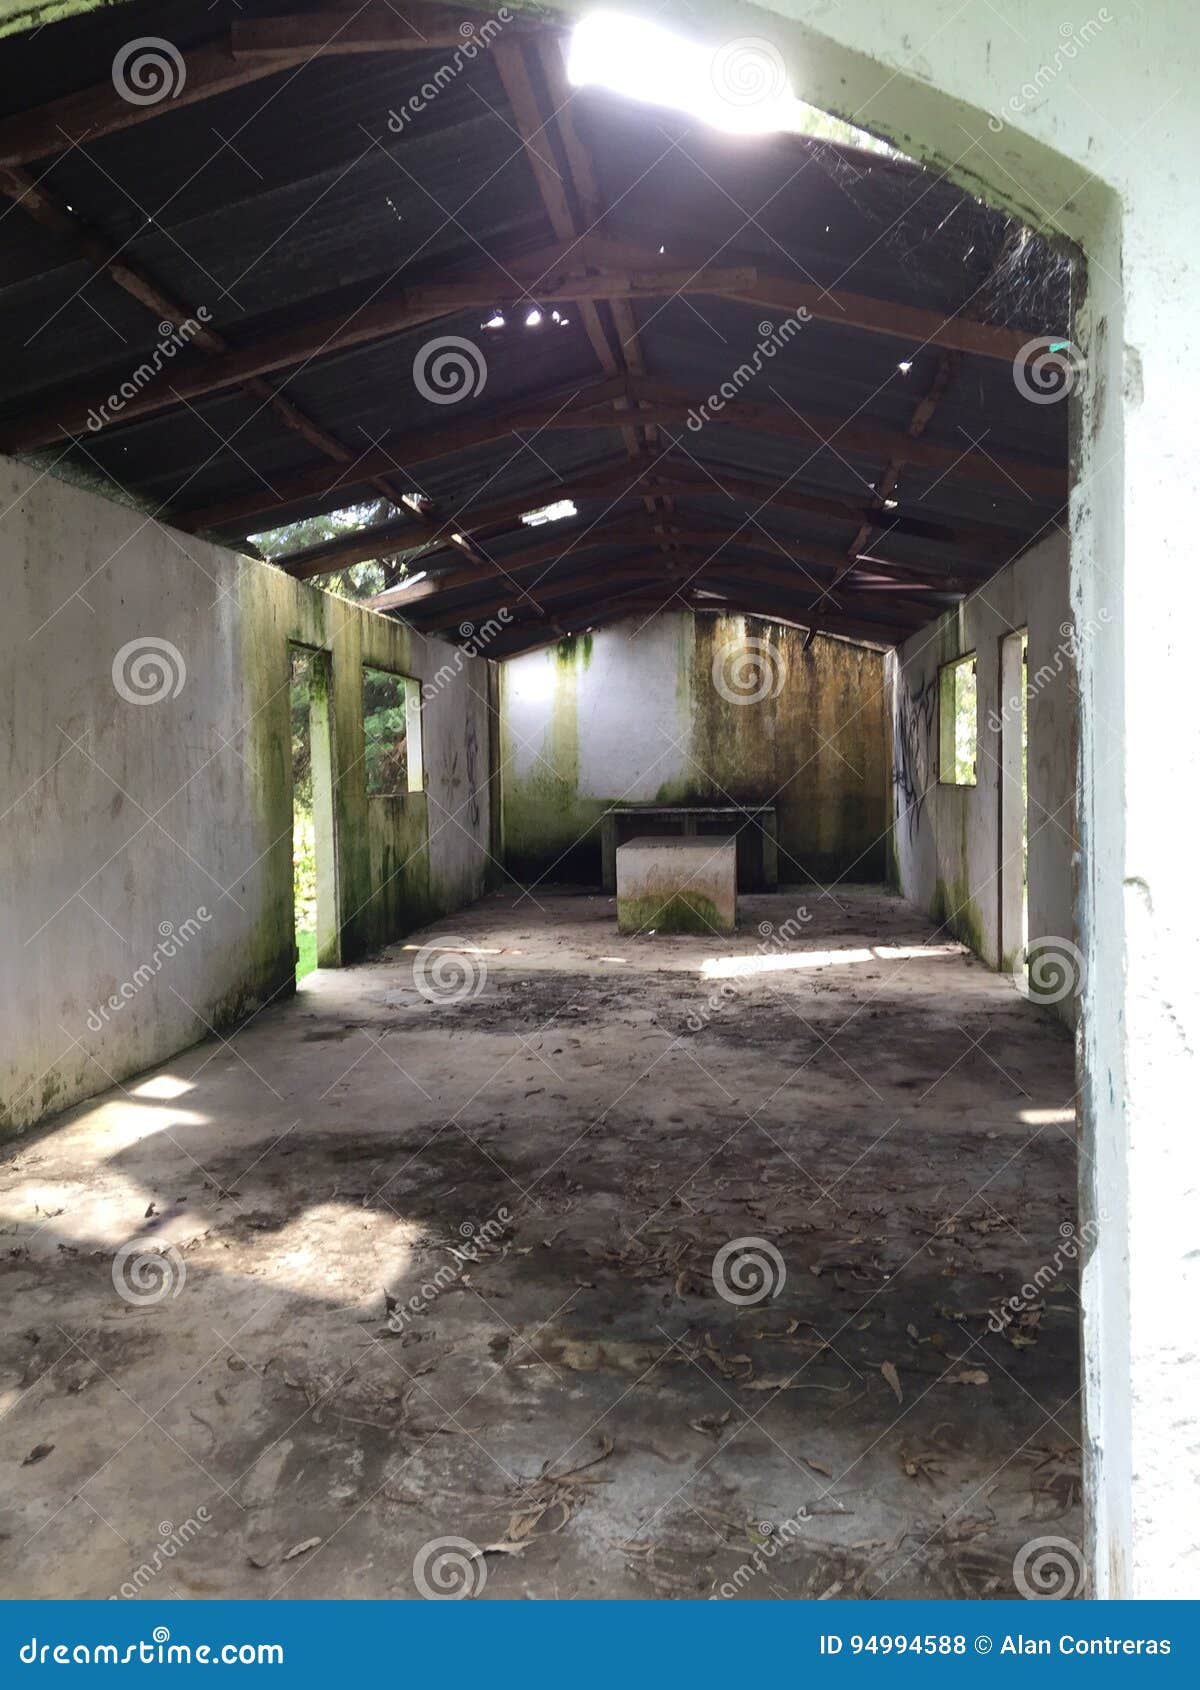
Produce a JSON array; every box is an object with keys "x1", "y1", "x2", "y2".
[
  {"x1": 998, "y1": 628, "x2": 1029, "y2": 982},
  {"x1": 289, "y1": 644, "x2": 339, "y2": 982}
]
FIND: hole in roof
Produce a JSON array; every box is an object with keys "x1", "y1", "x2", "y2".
[
  {"x1": 521, "y1": 499, "x2": 578, "y2": 527},
  {"x1": 568, "y1": 11, "x2": 896, "y2": 147}
]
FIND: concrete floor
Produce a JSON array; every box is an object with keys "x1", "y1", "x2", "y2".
[{"x1": 0, "y1": 885, "x2": 1081, "y2": 1600}]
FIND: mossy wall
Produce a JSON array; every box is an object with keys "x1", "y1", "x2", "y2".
[
  {"x1": 498, "y1": 613, "x2": 889, "y2": 885},
  {"x1": 0, "y1": 457, "x2": 490, "y2": 1136},
  {"x1": 888, "y1": 529, "x2": 1077, "y2": 1026}
]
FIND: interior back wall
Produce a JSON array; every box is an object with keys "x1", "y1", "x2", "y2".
[
  {"x1": 0, "y1": 457, "x2": 491, "y2": 1137},
  {"x1": 499, "y1": 612, "x2": 890, "y2": 886}
]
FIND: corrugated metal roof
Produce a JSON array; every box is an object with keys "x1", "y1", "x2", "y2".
[{"x1": 0, "y1": 0, "x2": 1071, "y2": 646}]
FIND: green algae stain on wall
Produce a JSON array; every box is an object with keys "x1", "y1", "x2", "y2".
[
  {"x1": 501, "y1": 644, "x2": 596, "y2": 879},
  {"x1": 499, "y1": 612, "x2": 890, "y2": 886}
]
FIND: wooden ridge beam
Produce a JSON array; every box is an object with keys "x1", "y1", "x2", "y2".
[{"x1": 514, "y1": 33, "x2": 666, "y2": 536}]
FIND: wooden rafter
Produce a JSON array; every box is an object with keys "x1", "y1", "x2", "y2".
[
  {"x1": 0, "y1": 7, "x2": 533, "y2": 168},
  {"x1": 325, "y1": 507, "x2": 938, "y2": 602},
  {"x1": 0, "y1": 164, "x2": 418, "y2": 522},
  {"x1": 177, "y1": 377, "x2": 1064, "y2": 537},
  {"x1": 230, "y1": 6, "x2": 544, "y2": 58},
  {"x1": 2, "y1": 261, "x2": 752, "y2": 452},
  {"x1": 836, "y1": 352, "x2": 958, "y2": 590},
  {"x1": 270, "y1": 446, "x2": 1020, "y2": 580},
  {"x1": 370, "y1": 519, "x2": 934, "y2": 633},
  {"x1": 482, "y1": 577, "x2": 909, "y2": 655}
]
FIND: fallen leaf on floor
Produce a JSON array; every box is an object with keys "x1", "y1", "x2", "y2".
[
  {"x1": 22, "y1": 1443, "x2": 53, "y2": 1466},
  {"x1": 804, "y1": 1456, "x2": 833, "y2": 1476},
  {"x1": 689, "y1": 1410, "x2": 731, "y2": 1437},
  {"x1": 901, "y1": 1450, "x2": 946, "y2": 1483},
  {"x1": 948, "y1": 1368, "x2": 989, "y2": 1386},
  {"x1": 881, "y1": 1361, "x2": 903, "y2": 1404},
  {"x1": 282, "y1": 1537, "x2": 322, "y2": 1560}
]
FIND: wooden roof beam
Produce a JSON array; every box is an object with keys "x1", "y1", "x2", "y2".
[
  {"x1": 0, "y1": 165, "x2": 419, "y2": 524},
  {"x1": 2, "y1": 261, "x2": 751, "y2": 452},
  {"x1": 177, "y1": 379, "x2": 1064, "y2": 536},
  {"x1": 0, "y1": 8, "x2": 536, "y2": 168}
]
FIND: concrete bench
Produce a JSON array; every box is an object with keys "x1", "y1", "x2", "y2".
[{"x1": 615, "y1": 835, "x2": 737, "y2": 936}]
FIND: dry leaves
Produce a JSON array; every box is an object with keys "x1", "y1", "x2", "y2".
[{"x1": 881, "y1": 1361, "x2": 903, "y2": 1404}]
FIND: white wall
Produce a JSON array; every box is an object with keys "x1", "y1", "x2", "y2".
[
  {"x1": 0, "y1": 456, "x2": 491, "y2": 1137},
  {"x1": 500, "y1": 612, "x2": 890, "y2": 884},
  {"x1": 889, "y1": 531, "x2": 1077, "y2": 1019}
]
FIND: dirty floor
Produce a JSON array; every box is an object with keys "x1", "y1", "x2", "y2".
[{"x1": 0, "y1": 885, "x2": 1081, "y2": 1600}]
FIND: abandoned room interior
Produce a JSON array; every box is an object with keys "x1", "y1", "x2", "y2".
[{"x1": 0, "y1": 0, "x2": 1191, "y2": 1607}]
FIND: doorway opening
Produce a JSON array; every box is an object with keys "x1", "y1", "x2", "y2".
[
  {"x1": 289, "y1": 644, "x2": 338, "y2": 983},
  {"x1": 998, "y1": 628, "x2": 1030, "y2": 981}
]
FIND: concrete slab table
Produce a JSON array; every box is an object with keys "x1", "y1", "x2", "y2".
[
  {"x1": 615, "y1": 834, "x2": 737, "y2": 936},
  {"x1": 600, "y1": 804, "x2": 778, "y2": 893}
]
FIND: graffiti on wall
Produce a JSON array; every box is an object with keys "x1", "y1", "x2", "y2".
[
  {"x1": 439, "y1": 715, "x2": 483, "y2": 835},
  {"x1": 893, "y1": 672, "x2": 937, "y2": 841}
]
